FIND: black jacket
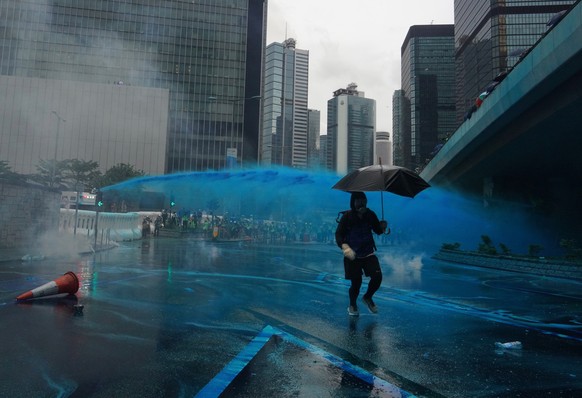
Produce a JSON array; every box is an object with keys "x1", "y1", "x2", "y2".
[{"x1": 335, "y1": 209, "x2": 384, "y2": 258}]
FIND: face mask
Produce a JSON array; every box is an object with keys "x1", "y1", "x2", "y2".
[{"x1": 354, "y1": 198, "x2": 367, "y2": 214}]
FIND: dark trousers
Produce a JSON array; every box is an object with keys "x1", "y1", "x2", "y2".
[{"x1": 344, "y1": 255, "x2": 382, "y2": 307}]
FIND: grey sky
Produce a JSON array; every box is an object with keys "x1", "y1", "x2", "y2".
[{"x1": 266, "y1": 0, "x2": 454, "y2": 136}]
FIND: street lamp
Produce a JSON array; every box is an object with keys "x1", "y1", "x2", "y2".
[{"x1": 50, "y1": 110, "x2": 66, "y2": 187}]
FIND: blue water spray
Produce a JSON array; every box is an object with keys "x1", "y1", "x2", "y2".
[{"x1": 102, "y1": 166, "x2": 556, "y2": 254}]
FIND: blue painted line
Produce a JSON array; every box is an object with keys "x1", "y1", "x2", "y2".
[
  {"x1": 267, "y1": 326, "x2": 417, "y2": 398},
  {"x1": 195, "y1": 325, "x2": 416, "y2": 398},
  {"x1": 194, "y1": 327, "x2": 272, "y2": 398}
]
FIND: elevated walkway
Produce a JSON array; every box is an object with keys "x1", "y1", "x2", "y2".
[{"x1": 422, "y1": 3, "x2": 582, "y2": 191}]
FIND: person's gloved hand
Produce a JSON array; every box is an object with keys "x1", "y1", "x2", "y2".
[
  {"x1": 341, "y1": 244, "x2": 356, "y2": 260},
  {"x1": 379, "y1": 220, "x2": 390, "y2": 234}
]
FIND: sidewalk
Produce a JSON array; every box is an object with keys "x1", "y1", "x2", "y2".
[{"x1": 0, "y1": 235, "x2": 117, "y2": 262}]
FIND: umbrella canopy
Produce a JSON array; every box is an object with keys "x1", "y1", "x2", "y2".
[
  {"x1": 493, "y1": 71, "x2": 508, "y2": 82},
  {"x1": 485, "y1": 81, "x2": 500, "y2": 94},
  {"x1": 332, "y1": 165, "x2": 430, "y2": 198}
]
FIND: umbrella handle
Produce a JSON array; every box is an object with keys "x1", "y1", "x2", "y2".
[
  {"x1": 379, "y1": 157, "x2": 385, "y2": 220},
  {"x1": 381, "y1": 191, "x2": 384, "y2": 220},
  {"x1": 380, "y1": 191, "x2": 389, "y2": 235}
]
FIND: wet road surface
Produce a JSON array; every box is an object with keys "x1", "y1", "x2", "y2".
[{"x1": 1, "y1": 239, "x2": 581, "y2": 397}]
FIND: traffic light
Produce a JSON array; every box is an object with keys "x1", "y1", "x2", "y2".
[
  {"x1": 96, "y1": 191, "x2": 104, "y2": 208},
  {"x1": 170, "y1": 196, "x2": 176, "y2": 207}
]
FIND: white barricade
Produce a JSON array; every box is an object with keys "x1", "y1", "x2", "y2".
[{"x1": 59, "y1": 209, "x2": 142, "y2": 244}]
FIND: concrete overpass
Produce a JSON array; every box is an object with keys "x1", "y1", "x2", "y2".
[{"x1": 421, "y1": 3, "x2": 582, "y2": 236}]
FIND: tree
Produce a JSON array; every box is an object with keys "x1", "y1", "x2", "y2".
[
  {"x1": 528, "y1": 244, "x2": 543, "y2": 257},
  {"x1": 31, "y1": 159, "x2": 71, "y2": 188},
  {"x1": 97, "y1": 163, "x2": 146, "y2": 212},
  {"x1": 100, "y1": 163, "x2": 145, "y2": 187},
  {"x1": 499, "y1": 243, "x2": 511, "y2": 255},
  {"x1": 0, "y1": 160, "x2": 24, "y2": 182},
  {"x1": 64, "y1": 159, "x2": 101, "y2": 192},
  {"x1": 441, "y1": 242, "x2": 461, "y2": 251},
  {"x1": 0, "y1": 160, "x2": 11, "y2": 175},
  {"x1": 560, "y1": 238, "x2": 582, "y2": 259},
  {"x1": 478, "y1": 235, "x2": 497, "y2": 255}
]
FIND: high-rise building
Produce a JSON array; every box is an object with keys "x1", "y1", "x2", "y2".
[
  {"x1": 0, "y1": 0, "x2": 266, "y2": 174},
  {"x1": 260, "y1": 38, "x2": 309, "y2": 168},
  {"x1": 307, "y1": 109, "x2": 320, "y2": 169},
  {"x1": 326, "y1": 83, "x2": 376, "y2": 175},
  {"x1": 0, "y1": 75, "x2": 169, "y2": 175},
  {"x1": 399, "y1": 25, "x2": 455, "y2": 172},
  {"x1": 376, "y1": 131, "x2": 392, "y2": 166},
  {"x1": 454, "y1": 0, "x2": 576, "y2": 123},
  {"x1": 319, "y1": 134, "x2": 328, "y2": 170},
  {"x1": 392, "y1": 89, "x2": 408, "y2": 168}
]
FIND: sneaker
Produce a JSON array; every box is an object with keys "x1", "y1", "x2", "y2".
[
  {"x1": 347, "y1": 305, "x2": 359, "y2": 316},
  {"x1": 362, "y1": 296, "x2": 378, "y2": 314}
]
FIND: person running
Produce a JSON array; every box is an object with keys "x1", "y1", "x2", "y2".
[{"x1": 335, "y1": 192, "x2": 388, "y2": 316}]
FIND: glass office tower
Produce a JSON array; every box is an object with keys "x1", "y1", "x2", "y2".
[
  {"x1": 326, "y1": 84, "x2": 376, "y2": 174},
  {"x1": 307, "y1": 109, "x2": 320, "y2": 169},
  {"x1": 260, "y1": 38, "x2": 309, "y2": 168},
  {"x1": 454, "y1": 0, "x2": 576, "y2": 123},
  {"x1": 391, "y1": 89, "x2": 408, "y2": 168},
  {"x1": 400, "y1": 25, "x2": 455, "y2": 172},
  {"x1": 0, "y1": 0, "x2": 266, "y2": 172}
]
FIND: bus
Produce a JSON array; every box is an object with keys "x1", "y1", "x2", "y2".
[{"x1": 61, "y1": 191, "x2": 96, "y2": 210}]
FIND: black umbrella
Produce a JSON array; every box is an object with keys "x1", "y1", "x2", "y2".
[
  {"x1": 493, "y1": 71, "x2": 508, "y2": 82},
  {"x1": 332, "y1": 164, "x2": 430, "y2": 218}
]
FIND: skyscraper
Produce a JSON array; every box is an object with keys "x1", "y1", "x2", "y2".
[
  {"x1": 307, "y1": 109, "x2": 320, "y2": 169},
  {"x1": 376, "y1": 131, "x2": 392, "y2": 166},
  {"x1": 392, "y1": 89, "x2": 408, "y2": 168},
  {"x1": 454, "y1": 0, "x2": 576, "y2": 123},
  {"x1": 399, "y1": 25, "x2": 455, "y2": 172},
  {"x1": 0, "y1": 0, "x2": 266, "y2": 173},
  {"x1": 0, "y1": 75, "x2": 169, "y2": 175},
  {"x1": 260, "y1": 38, "x2": 309, "y2": 168},
  {"x1": 326, "y1": 84, "x2": 376, "y2": 174},
  {"x1": 319, "y1": 134, "x2": 328, "y2": 170}
]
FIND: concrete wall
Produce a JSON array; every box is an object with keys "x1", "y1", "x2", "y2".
[
  {"x1": 434, "y1": 249, "x2": 582, "y2": 281},
  {"x1": 0, "y1": 180, "x2": 60, "y2": 249}
]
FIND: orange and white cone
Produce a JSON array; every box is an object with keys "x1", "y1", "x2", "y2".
[{"x1": 16, "y1": 271, "x2": 79, "y2": 301}]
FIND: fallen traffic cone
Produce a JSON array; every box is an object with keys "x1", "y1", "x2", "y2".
[{"x1": 16, "y1": 271, "x2": 79, "y2": 301}]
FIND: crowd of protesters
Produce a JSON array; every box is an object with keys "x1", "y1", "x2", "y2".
[
  {"x1": 145, "y1": 209, "x2": 335, "y2": 243},
  {"x1": 141, "y1": 208, "x2": 405, "y2": 246}
]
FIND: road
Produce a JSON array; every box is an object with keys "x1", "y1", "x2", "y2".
[{"x1": 1, "y1": 239, "x2": 581, "y2": 397}]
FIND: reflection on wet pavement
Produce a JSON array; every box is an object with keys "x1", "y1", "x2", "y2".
[{"x1": 1, "y1": 240, "x2": 581, "y2": 397}]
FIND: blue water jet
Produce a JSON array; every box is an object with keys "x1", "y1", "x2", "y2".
[{"x1": 104, "y1": 166, "x2": 557, "y2": 255}]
